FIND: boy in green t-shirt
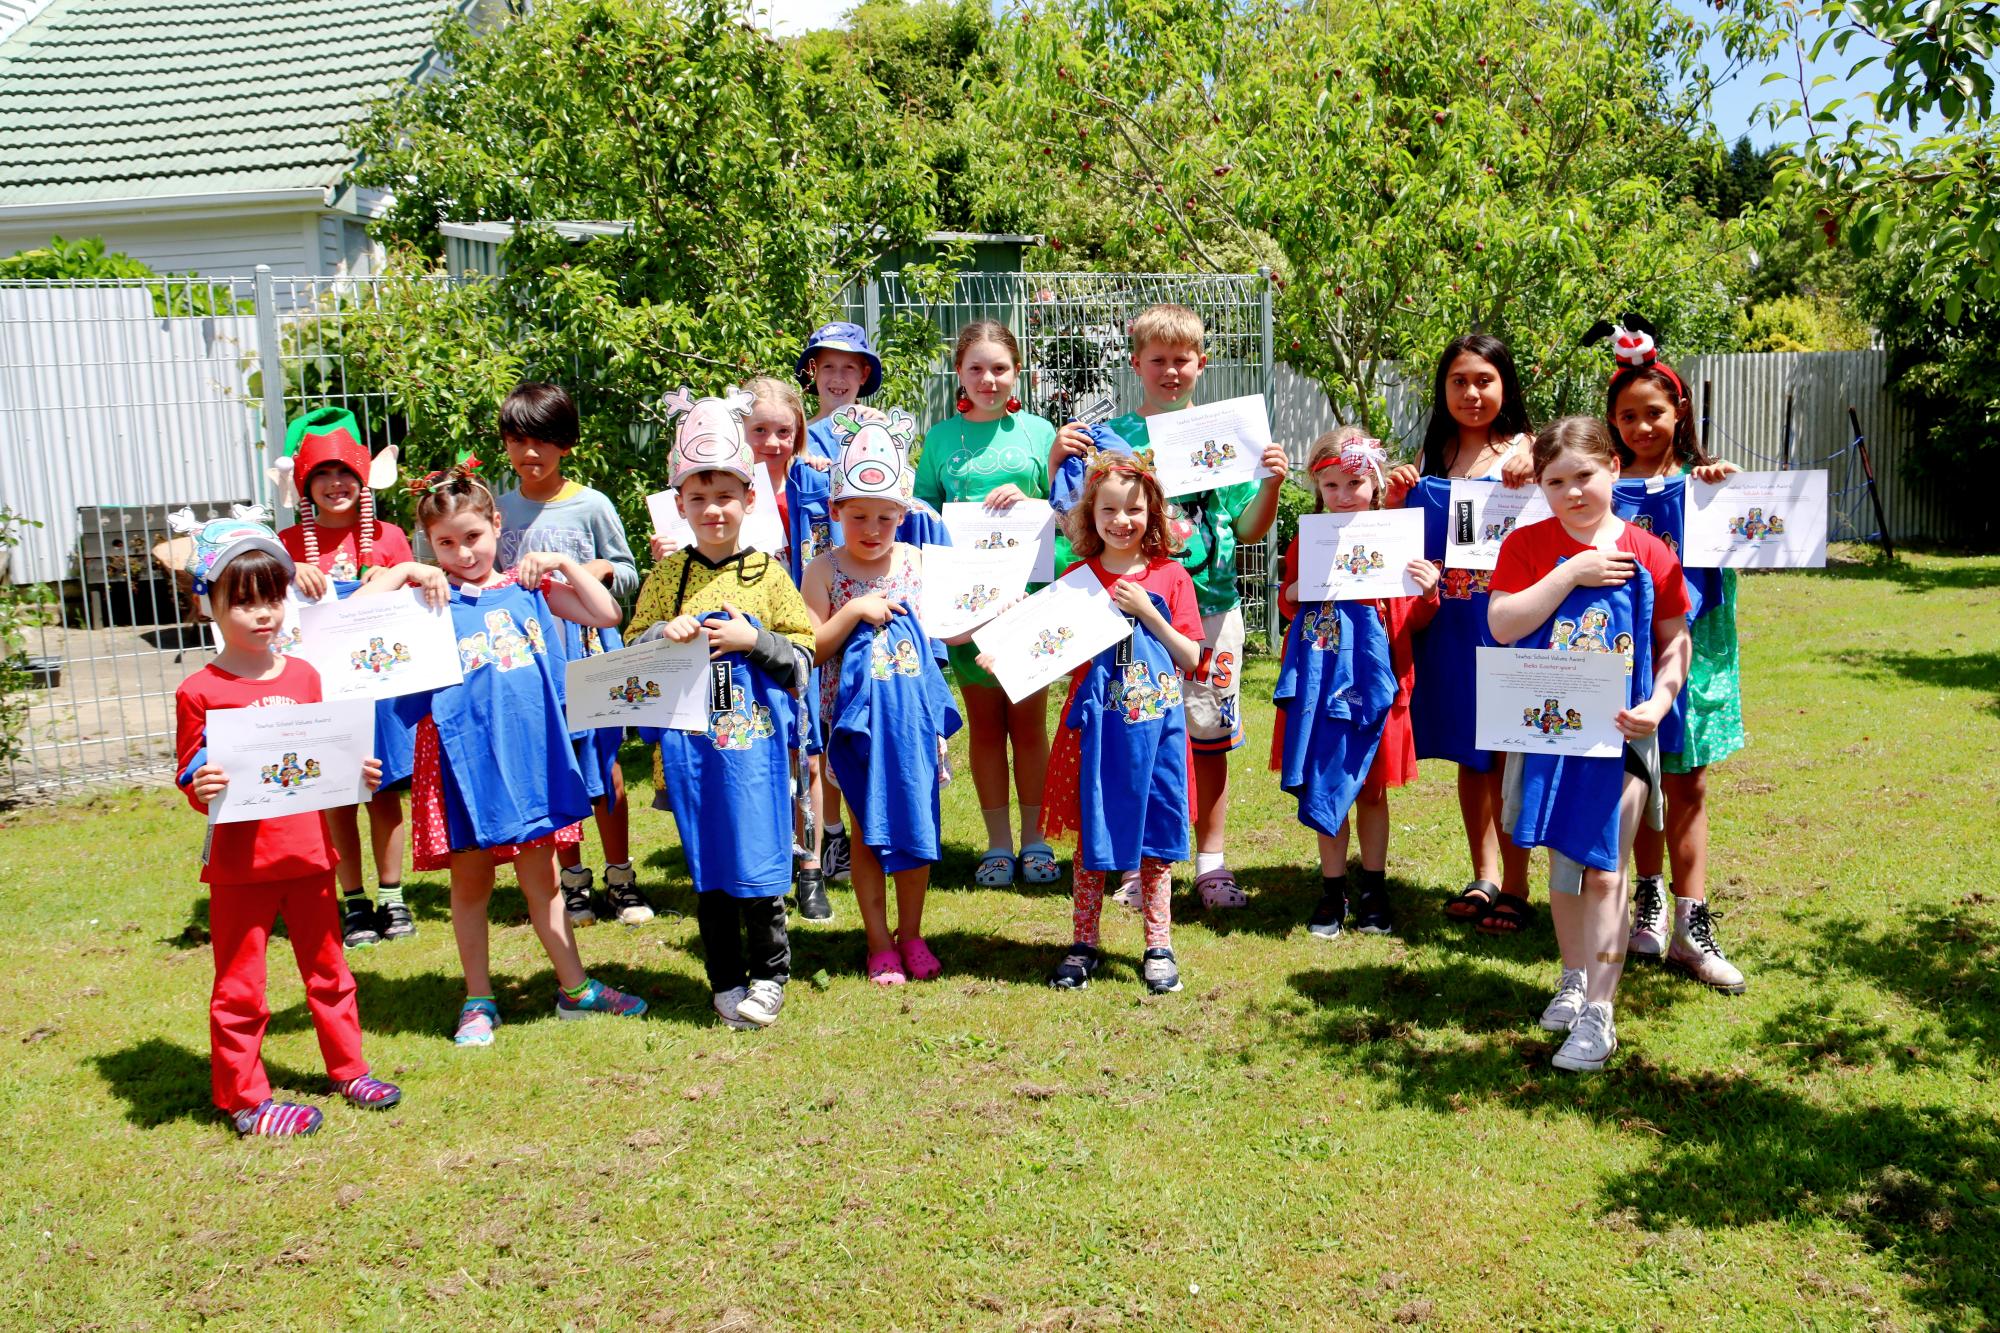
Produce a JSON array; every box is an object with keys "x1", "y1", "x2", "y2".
[{"x1": 1052, "y1": 304, "x2": 1289, "y2": 909}]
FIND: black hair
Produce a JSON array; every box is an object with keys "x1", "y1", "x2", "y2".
[
  {"x1": 1607, "y1": 363, "x2": 1712, "y2": 468},
  {"x1": 1420, "y1": 334, "x2": 1534, "y2": 477},
  {"x1": 212, "y1": 549, "x2": 292, "y2": 609},
  {"x1": 499, "y1": 381, "x2": 580, "y2": 449}
]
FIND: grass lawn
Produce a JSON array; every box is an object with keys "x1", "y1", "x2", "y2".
[{"x1": 2, "y1": 549, "x2": 1997, "y2": 1330}]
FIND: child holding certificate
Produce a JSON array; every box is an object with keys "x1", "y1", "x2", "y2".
[
  {"x1": 632, "y1": 393, "x2": 815, "y2": 1029},
  {"x1": 493, "y1": 382, "x2": 652, "y2": 931},
  {"x1": 1487, "y1": 417, "x2": 1691, "y2": 1072},
  {"x1": 272, "y1": 406, "x2": 417, "y2": 949},
  {"x1": 803, "y1": 412, "x2": 963, "y2": 987},
  {"x1": 913, "y1": 320, "x2": 1060, "y2": 891},
  {"x1": 1028, "y1": 452, "x2": 1204, "y2": 995},
  {"x1": 171, "y1": 510, "x2": 401, "y2": 1136},
  {"x1": 1601, "y1": 324, "x2": 1748, "y2": 995},
  {"x1": 372, "y1": 461, "x2": 648, "y2": 1048},
  {"x1": 1272, "y1": 430, "x2": 1439, "y2": 939}
]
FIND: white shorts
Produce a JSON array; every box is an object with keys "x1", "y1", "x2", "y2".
[{"x1": 1183, "y1": 606, "x2": 1245, "y2": 752}]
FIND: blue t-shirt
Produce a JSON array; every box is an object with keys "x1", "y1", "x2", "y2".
[
  {"x1": 1612, "y1": 476, "x2": 1719, "y2": 757},
  {"x1": 826, "y1": 612, "x2": 960, "y2": 874},
  {"x1": 1063, "y1": 590, "x2": 1192, "y2": 871},
  {"x1": 395, "y1": 580, "x2": 591, "y2": 851},
  {"x1": 1273, "y1": 596, "x2": 1398, "y2": 839},
  {"x1": 653, "y1": 614, "x2": 797, "y2": 898},
  {"x1": 1407, "y1": 477, "x2": 1496, "y2": 771}
]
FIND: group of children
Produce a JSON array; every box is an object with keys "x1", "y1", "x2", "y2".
[{"x1": 171, "y1": 304, "x2": 1754, "y2": 1135}]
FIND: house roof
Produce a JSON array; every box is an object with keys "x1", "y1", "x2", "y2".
[{"x1": 0, "y1": 0, "x2": 461, "y2": 208}]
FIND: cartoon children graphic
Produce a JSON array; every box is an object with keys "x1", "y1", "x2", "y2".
[
  {"x1": 1113, "y1": 660, "x2": 1162, "y2": 724},
  {"x1": 1612, "y1": 631, "x2": 1635, "y2": 674},
  {"x1": 1569, "y1": 608, "x2": 1610, "y2": 654},
  {"x1": 706, "y1": 683, "x2": 775, "y2": 752},
  {"x1": 1030, "y1": 626, "x2": 1074, "y2": 659},
  {"x1": 1299, "y1": 604, "x2": 1340, "y2": 651},
  {"x1": 1156, "y1": 669, "x2": 1183, "y2": 710},
  {"x1": 484, "y1": 609, "x2": 533, "y2": 671},
  {"x1": 954, "y1": 584, "x2": 998, "y2": 615}
]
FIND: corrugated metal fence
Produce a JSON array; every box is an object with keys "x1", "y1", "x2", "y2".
[{"x1": 1272, "y1": 349, "x2": 1946, "y2": 546}]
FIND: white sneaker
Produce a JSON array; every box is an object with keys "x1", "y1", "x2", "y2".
[
  {"x1": 1540, "y1": 968, "x2": 1588, "y2": 1032},
  {"x1": 1552, "y1": 1001, "x2": 1618, "y2": 1072},
  {"x1": 712, "y1": 986, "x2": 755, "y2": 1030},
  {"x1": 737, "y1": 979, "x2": 785, "y2": 1027},
  {"x1": 1628, "y1": 875, "x2": 1670, "y2": 962},
  {"x1": 1666, "y1": 899, "x2": 1747, "y2": 994}
]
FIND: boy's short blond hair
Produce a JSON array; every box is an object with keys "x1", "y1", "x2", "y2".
[{"x1": 1129, "y1": 303, "x2": 1205, "y2": 357}]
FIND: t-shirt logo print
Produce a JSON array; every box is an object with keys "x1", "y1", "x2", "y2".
[
  {"x1": 458, "y1": 609, "x2": 545, "y2": 673},
  {"x1": 706, "y1": 683, "x2": 776, "y2": 751},
  {"x1": 1299, "y1": 604, "x2": 1341, "y2": 651},
  {"x1": 869, "y1": 631, "x2": 923, "y2": 680}
]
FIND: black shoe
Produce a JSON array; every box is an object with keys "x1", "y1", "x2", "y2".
[
  {"x1": 795, "y1": 867, "x2": 832, "y2": 922},
  {"x1": 822, "y1": 829, "x2": 852, "y2": 883},
  {"x1": 561, "y1": 867, "x2": 597, "y2": 927},
  {"x1": 377, "y1": 901, "x2": 416, "y2": 941},
  {"x1": 342, "y1": 897, "x2": 381, "y2": 948},
  {"x1": 603, "y1": 866, "x2": 655, "y2": 925},
  {"x1": 1048, "y1": 943, "x2": 1101, "y2": 990},
  {"x1": 1307, "y1": 887, "x2": 1346, "y2": 939},
  {"x1": 1351, "y1": 888, "x2": 1395, "y2": 936}
]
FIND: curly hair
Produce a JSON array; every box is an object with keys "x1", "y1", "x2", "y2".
[{"x1": 1065, "y1": 453, "x2": 1183, "y2": 561}]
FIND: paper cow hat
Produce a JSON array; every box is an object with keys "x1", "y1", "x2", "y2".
[
  {"x1": 167, "y1": 504, "x2": 293, "y2": 613},
  {"x1": 663, "y1": 385, "x2": 757, "y2": 488},
  {"x1": 269, "y1": 406, "x2": 400, "y2": 509},
  {"x1": 828, "y1": 406, "x2": 917, "y2": 508}
]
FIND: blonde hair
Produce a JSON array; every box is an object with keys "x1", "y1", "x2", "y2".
[
  {"x1": 743, "y1": 374, "x2": 808, "y2": 461},
  {"x1": 1129, "y1": 303, "x2": 1205, "y2": 357},
  {"x1": 1304, "y1": 426, "x2": 1381, "y2": 512}
]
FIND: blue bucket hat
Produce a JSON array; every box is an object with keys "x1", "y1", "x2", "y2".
[{"x1": 795, "y1": 321, "x2": 883, "y2": 398}]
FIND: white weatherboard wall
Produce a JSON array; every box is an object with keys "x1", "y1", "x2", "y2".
[{"x1": 0, "y1": 286, "x2": 264, "y2": 583}]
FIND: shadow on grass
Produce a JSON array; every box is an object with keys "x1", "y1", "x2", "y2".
[
  {"x1": 1831, "y1": 649, "x2": 2000, "y2": 715},
  {"x1": 1282, "y1": 957, "x2": 2000, "y2": 1322},
  {"x1": 1812, "y1": 554, "x2": 2000, "y2": 594},
  {"x1": 651, "y1": 920, "x2": 1064, "y2": 989},
  {"x1": 1771, "y1": 909, "x2": 2000, "y2": 1061},
  {"x1": 89, "y1": 1036, "x2": 319, "y2": 1128}
]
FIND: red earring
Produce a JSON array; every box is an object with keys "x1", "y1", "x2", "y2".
[
  {"x1": 957, "y1": 392, "x2": 974, "y2": 414},
  {"x1": 1005, "y1": 396, "x2": 1021, "y2": 413}
]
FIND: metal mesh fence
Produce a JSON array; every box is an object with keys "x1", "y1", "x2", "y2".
[{"x1": 0, "y1": 267, "x2": 1277, "y2": 797}]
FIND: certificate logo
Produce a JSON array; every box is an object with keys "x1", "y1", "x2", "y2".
[
  {"x1": 1521, "y1": 699, "x2": 1585, "y2": 740},
  {"x1": 1029, "y1": 626, "x2": 1074, "y2": 660},
  {"x1": 1726, "y1": 507, "x2": 1786, "y2": 544},
  {"x1": 259, "y1": 751, "x2": 322, "y2": 789},
  {"x1": 349, "y1": 636, "x2": 413, "y2": 675},
  {"x1": 953, "y1": 584, "x2": 999, "y2": 615},
  {"x1": 1339, "y1": 544, "x2": 1386, "y2": 576},
  {"x1": 1191, "y1": 439, "x2": 1236, "y2": 470},
  {"x1": 608, "y1": 674, "x2": 663, "y2": 706},
  {"x1": 971, "y1": 532, "x2": 1019, "y2": 551}
]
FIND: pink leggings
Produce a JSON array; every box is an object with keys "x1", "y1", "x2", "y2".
[{"x1": 1073, "y1": 858, "x2": 1172, "y2": 949}]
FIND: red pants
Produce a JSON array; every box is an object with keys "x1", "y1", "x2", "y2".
[{"x1": 209, "y1": 872, "x2": 368, "y2": 1114}]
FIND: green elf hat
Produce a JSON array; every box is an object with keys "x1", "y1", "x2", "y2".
[{"x1": 269, "y1": 405, "x2": 401, "y2": 509}]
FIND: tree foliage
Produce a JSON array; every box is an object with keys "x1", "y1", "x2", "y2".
[
  {"x1": 338, "y1": 0, "x2": 960, "y2": 538},
  {"x1": 0, "y1": 235, "x2": 249, "y2": 316},
  {"x1": 1744, "y1": 0, "x2": 1998, "y2": 319},
  {"x1": 995, "y1": 0, "x2": 1758, "y2": 434}
]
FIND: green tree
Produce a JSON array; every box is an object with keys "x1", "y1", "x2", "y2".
[
  {"x1": 339, "y1": 0, "x2": 951, "y2": 537},
  {"x1": 0, "y1": 235, "x2": 248, "y2": 316},
  {"x1": 1745, "y1": 0, "x2": 1998, "y2": 320},
  {"x1": 996, "y1": 0, "x2": 1759, "y2": 434}
]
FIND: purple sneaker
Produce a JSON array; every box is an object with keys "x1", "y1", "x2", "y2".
[
  {"x1": 334, "y1": 1074, "x2": 402, "y2": 1110},
  {"x1": 232, "y1": 1099, "x2": 323, "y2": 1138},
  {"x1": 555, "y1": 978, "x2": 647, "y2": 1020}
]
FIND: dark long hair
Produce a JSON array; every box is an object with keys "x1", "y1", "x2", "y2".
[
  {"x1": 1419, "y1": 334, "x2": 1533, "y2": 477},
  {"x1": 1607, "y1": 363, "x2": 1711, "y2": 468}
]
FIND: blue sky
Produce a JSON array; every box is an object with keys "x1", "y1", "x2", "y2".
[{"x1": 752, "y1": 0, "x2": 1935, "y2": 149}]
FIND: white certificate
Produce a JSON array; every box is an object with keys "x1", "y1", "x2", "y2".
[
  {"x1": 564, "y1": 636, "x2": 710, "y2": 732},
  {"x1": 210, "y1": 589, "x2": 308, "y2": 658},
  {"x1": 205, "y1": 699, "x2": 375, "y2": 825},
  {"x1": 919, "y1": 544, "x2": 1027, "y2": 641},
  {"x1": 647, "y1": 464, "x2": 786, "y2": 558},
  {"x1": 972, "y1": 564, "x2": 1132, "y2": 703},
  {"x1": 1682, "y1": 470, "x2": 1827, "y2": 568},
  {"x1": 1144, "y1": 394, "x2": 1276, "y2": 497},
  {"x1": 297, "y1": 588, "x2": 464, "y2": 701},
  {"x1": 941, "y1": 499, "x2": 1057, "y2": 583},
  {"x1": 1295, "y1": 510, "x2": 1427, "y2": 601},
  {"x1": 1474, "y1": 647, "x2": 1627, "y2": 759},
  {"x1": 1445, "y1": 479, "x2": 1553, "y2": 570}
]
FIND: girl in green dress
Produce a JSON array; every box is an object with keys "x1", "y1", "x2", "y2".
[
  {"x1": 1608, "y1": 352, "x2": 1748, "y2": 994},
  {"x1": 913, "y1": 321, "x2": 1061, "y2": 886}
]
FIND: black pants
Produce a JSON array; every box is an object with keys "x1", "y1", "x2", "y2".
[{"x1": 695, "y1": 892, "x2": 790, "y2": 993}]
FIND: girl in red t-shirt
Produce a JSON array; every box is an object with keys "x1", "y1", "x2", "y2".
[
  {"x1": 1024, "y1": 452, "x2": 1204, "y2": 996},
  {"x1": 1273, "y1": 429, "x2": 1439, "y2": 939},
  {"x1": 171, "y1": 512, "x2": 401, "y2": 1136},
  {"x1": 1488, "y1": 418, "x2": 1691, "y2": 1073}
]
